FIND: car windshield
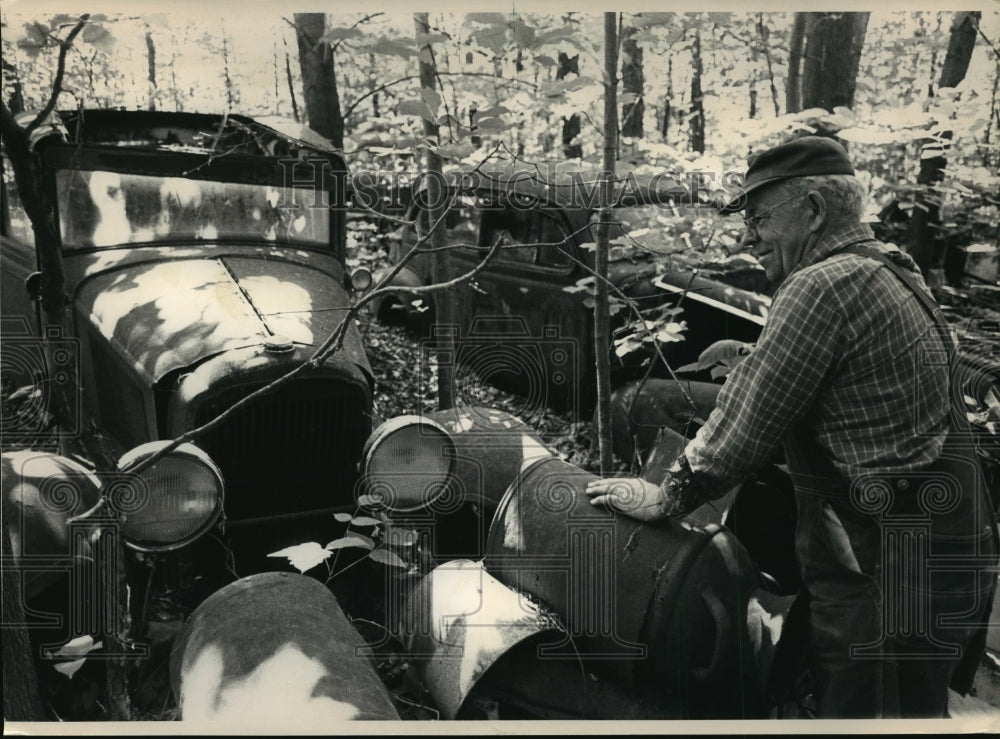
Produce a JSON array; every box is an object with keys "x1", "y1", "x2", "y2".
[{"x1": 56, "y1": 169, "x2": 330, "y2": 249}]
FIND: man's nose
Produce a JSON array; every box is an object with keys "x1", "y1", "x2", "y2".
[{"x1": 738, "y1": 228, "x2": 756, "y2": 249}]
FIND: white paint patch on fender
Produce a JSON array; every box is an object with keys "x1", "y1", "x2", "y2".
[{"x1": 180, "y1": 642, "x2": 360, "y2": 727}]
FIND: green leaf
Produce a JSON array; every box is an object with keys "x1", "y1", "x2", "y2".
[
  {"x1": 267, "y1": 542, "x2": 332, "y2": 573},
  {"x1": 510, "y1": 18, "x2": 536, "y2": 48},
  {"x1": 80, "y1": 23, "x2": 115, "y2": 54},
  {"x1": 434, "y1": 142, "x2": 477, "y2": 161},
  {"x1": 465, "y1": 12, "x2": 507, "y2": 25},
  {"x1": 334, "y1": 512, "x2": 353, "y2": 522},
  {"x1": 325, "y1": 535, "x2": 375, "y2": 551},
  {"x1": 25, "y1": 21, "x2": 50, "y2": 45},
  {"x1": 369, "y1": 37, "x2": 416, "y2": 58},
  {"x1": 369, "y1": 548, "x2": 408, "y2": 569},
  {"x1": 398, "y1": 99, "x2": 437, "y2": 122},
  {"x1": 322, "y1": 27, "x2": 364, "y2": 44},
  {"x1": 633, "y1": 12, "x2": 676, "y2": 28},
  {"x1": 351, "y1": 515, "x2": 382, "y2": 527},
  {"x1": 473, "y1": 26, "x2": 508, "y2": 52},
  {"x1": 473, "y1": 117, "x2": 507, "y2": 133},
  {"x1": 357, "y1": 494, "x2": 383, "y2": 507}
]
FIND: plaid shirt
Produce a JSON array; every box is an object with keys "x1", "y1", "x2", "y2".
[{"x1": 685, "y1": 222, "x2": 950, "y2": 496}]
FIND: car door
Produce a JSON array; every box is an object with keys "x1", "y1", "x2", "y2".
[{"x1": 447, "y1": 197, "x2": 593, "y2": 416}]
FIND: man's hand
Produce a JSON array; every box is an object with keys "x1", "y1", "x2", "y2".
[{"x1": 585, "y1": 477, "x2": 668, "y2": 522}]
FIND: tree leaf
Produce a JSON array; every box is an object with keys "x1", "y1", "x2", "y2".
[
  {"x1": 510, "y1": 18, "x2": 536, "y2": 49},
  {"x1": 351, "y1": 515, "x2": 382, "y2": 527},
  {"x1": 333, "y1": 512, "x2": 354, "y2": 522},
  {"x1": 267, "y1": 542, "x2": 332, "y2": 573},
  {"x1": 369, "y1": 548, "x2": 408, "y2": 569},
  {"x1": 434, "y1": 141, "x2": 477, "y2": 160},
  {"x1": 465, "y1": 13, "x2": 507, "y2": 25},
  {"x1": 398, "y1": 99, "x2": 437, "y2": 122},
  {"x1": 357, "y1": 494, "x2": 383, "y2": 508},
  {"x1": 369, "y1": 37, "x2": 417, "y2": 58},
  {"x1": 54, "y1": 659, "x2": 87, "y2": 679},
  {"x1": 325, "y1": 535, "x2": 375, "y2": 551},
  {"x1": 80, "y1": 23, "x2": 115, "y2": 54},
  {"x1": 473, "y1": 26, "x2": 508, "y2": 52},
  {"x1": 322, "y1": 27, "x2": 364, "y2": 44},
  {"x1": 415, "y1": 32, "x2": 449, "y2": 45}
]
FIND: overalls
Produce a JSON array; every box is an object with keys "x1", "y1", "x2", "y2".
[{"x1": 784, "y1": 245, "x2": 998, "y2": 718}]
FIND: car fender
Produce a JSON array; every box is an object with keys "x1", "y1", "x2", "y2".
[{"x1": 369, "y1": 265, "x2": 431, "y2": 324}]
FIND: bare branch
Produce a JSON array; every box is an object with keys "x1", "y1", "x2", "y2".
[{"x1": 26, "y1": 14, "x2": 90, "y2": 135}]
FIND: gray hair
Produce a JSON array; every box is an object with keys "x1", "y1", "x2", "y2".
[{"x1": 770, "y1": 174, "x2": 867, "y2": 222}]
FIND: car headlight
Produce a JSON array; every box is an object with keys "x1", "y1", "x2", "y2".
[
  {"x1": 114, "y1": 441, "x2": 224, "y2": 552},
  {"x1": 361, "y1": 416, "x2": 455, "y2": 512}
]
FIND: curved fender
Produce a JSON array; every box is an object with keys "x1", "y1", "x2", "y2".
[
  {"x1": 1, "y1": 451, "x2": 102, "y2": 597},
  {"x1": 170, "y1": 572, "x2": 398, "y2": 726},
  {"x1": 369, "y1": 265, "x2": 430, "y2": 323}
]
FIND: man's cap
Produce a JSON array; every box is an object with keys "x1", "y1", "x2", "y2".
[{"x1": 719, "y1": 135, "x2": 855, "y2": 213}]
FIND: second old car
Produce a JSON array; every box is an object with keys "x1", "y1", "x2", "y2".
[{"x1": 368, "y1": 169, "x2": 773, "y2": 418}]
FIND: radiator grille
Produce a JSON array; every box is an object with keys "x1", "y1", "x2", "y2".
[{"x1": 194, "y1": 379, "x2": 370, "y2": 522}]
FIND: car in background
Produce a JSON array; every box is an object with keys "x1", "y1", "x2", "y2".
[{"x1": 369, "y1": 171, "x2": 772, "y2": 416}]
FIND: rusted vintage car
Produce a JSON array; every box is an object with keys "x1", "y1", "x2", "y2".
[
  {"x1": 369, "y1": 172, "x2": 772, "y2": 415},
  {"x1": 1, "y1": 109, "x2": 377, "y2": 717}
]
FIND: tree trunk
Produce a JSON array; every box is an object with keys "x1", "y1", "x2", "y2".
[
  {"x1": 145, "y1": 29, "x2": 156, "y2": 111},
  {"x1": 595, "y1": 13, "x2": 618, "y2": 474},
  {"x1": 661, "y1": 54, "x2": 672, "y2": 140},
  {"x1": 799, "y1": 12, "x2": 870, "y2": 119},
  {"x1": 557, "y1": 52, "x2": 583, "y2": 159},
  {"x1": 415, "y1": 13, "x2": 454, "y2": 410},
  {"x1": 689, "y1": 28, "x2": 705, "y2": 154},
  {"x1": 758, "y1": 13, "x2": 780, "y2": 116},
  {"x1": 285, "y1": 48, "x2": 300, "y2": 123},
  {"x1": 621, "y1": 25, "x2": 644, "y2": 140},
  {"x1": 907, "y1": 11, "x2": 981, "y2": 281},
  {"x1": 294, "y1": 13, "x2": 344, "y2": 149},
  {"x1": 785, "y1": 12, "x2": 808, "y2": 114}
]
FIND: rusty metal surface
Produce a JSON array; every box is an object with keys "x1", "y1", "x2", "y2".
[
  {"x1": 74, "y1": 256, "x2": 369, "y2": 384},
  {"x1": 399, "y1": 559, "x2": 561, "y2": 720},
  {"x1": 484, "y1": 455, "x2": 767, "y2": 718},
  {"x1": 170, "y1": 572, "x2": 398, "y2": 726},
  {"x1": 609, "y1": 378, "x2": 721, "y2": 468}
]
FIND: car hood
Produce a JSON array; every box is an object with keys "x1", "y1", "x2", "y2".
[{"x1": 75, "y1": 255, "x2": 371, "y2": 384}]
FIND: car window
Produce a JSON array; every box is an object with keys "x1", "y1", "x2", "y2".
[
  {"x1": 55, "y1": 169, "x2": 330, "y2": 249},
  {"x1": 480, "y1": 207, "x2": 572, "y2": 271},
  {"x1": 1, "y1": 156, "x2": 34, "y2": 244}
]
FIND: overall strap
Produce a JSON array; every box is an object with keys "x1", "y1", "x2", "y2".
[{"x1": 840, "y1": 243, "x2": 954, "y2": 356}]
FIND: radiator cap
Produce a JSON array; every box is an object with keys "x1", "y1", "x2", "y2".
[{"x1": 263, "y1": 335, "x2": 295, "y2": 354}]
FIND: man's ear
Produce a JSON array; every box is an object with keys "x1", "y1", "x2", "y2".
[{"x1": 805, "y1": 191, "x2": 827, "y2": 233}]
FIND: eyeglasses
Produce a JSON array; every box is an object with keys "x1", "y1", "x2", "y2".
[{"x1": 742, "y1": 194, "x2": 806, "y2": 233}]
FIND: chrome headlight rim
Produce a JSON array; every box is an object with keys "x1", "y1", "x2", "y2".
[{"x1": 115, "y1": 441, "x2": 225, "y2": 553}]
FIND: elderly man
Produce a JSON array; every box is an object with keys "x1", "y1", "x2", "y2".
[{"x1": 586, "y1": 136, "x2": 997, "y2": 718}]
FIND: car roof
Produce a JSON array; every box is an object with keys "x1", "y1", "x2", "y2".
[
  {"x1": 20, "y1": 109, "x2": 349, "y2": 174},
  {"x1": 417, "y1": 168, "x2": 690, "y2": 211}
]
